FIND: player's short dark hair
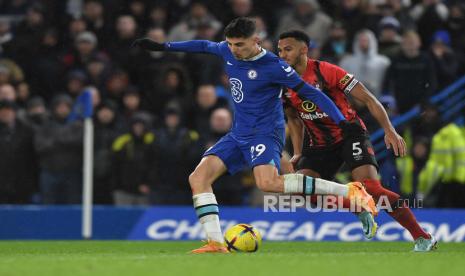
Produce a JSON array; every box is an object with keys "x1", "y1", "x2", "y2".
[
  {"x1": 224, "y1": 17, "x2": 256, "y2": 38},
  {"x1": 279, "y1": 30, "x2": 311, "y2": 46}
]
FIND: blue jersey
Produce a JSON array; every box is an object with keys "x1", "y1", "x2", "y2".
[{"x1": 166, "y1": 40, "x2": 345, "y2": 138}]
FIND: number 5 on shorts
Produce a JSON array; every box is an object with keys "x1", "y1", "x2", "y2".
[{"x1": 352, "y1": 142, "x2": 362, "y2": 156}]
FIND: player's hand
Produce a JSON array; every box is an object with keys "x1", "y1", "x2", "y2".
[
  {"x1": 289, "y1": 154, "x2": 302, "y2": 170},
  {"x1": 131, "y1": 38, "x2": 165, "y2": 51},
  {"x1": 338, "y1": 120, "x2": 365, "y2": 139},
  {"x1": 384, "y1": 128, "x2": 406, "y2": 157}
]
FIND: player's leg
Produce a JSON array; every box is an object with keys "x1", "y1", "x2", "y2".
[
  {"x1": 189, "y1": 134, "x2": 246, "y2": 253},
  {"x1": 352, "y1": 164, "x2": 435, "y2": 249},
  {"x1": 247, "y1": 134, "x2": 377, "y2": 215},
  {"x1": 345, "y1": 134, "x2": 435, "y2": 250}
]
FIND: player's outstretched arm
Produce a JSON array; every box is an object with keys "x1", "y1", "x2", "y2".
[
  {"x1": 132, "y1": 38, "x2": 223, "y2": 55},
  {"x1": 274, "y1": 61, "x2": 346, "y2": 124}
]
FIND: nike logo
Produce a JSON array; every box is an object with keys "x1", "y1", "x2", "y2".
[
  {"x1": 282, "y1": 66, "x2": 292, "y2": 73},
  {"x1": 227, "y1": 61, "x2": 233, "y2": 65}
]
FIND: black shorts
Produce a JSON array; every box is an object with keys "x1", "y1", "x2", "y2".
[{"x1": 296, "y1": 132, "x2": 378, "y2": 180}]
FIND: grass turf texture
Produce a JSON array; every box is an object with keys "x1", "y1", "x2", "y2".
[{"x1": 0, "y1": 241, "x2": 464, "y2": 276}]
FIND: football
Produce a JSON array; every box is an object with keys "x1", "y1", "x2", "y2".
[{"x1": 224, "y1": 224, "x2": 262, "y2": 253}]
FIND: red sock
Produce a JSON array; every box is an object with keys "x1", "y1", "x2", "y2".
[{"x1": 363, "y1": 179, "x2": 430, "y2": 240}]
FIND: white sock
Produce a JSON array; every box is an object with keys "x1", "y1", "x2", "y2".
[
  {"x1": 192, "y1": 193, "x2": 223, "y2": 243},
  {"x1": 314, "y1": 178, "x2": 349, "y2": 197},
  {"x1": 284, "y1": 174, "x2": 349, "y2": 196}
]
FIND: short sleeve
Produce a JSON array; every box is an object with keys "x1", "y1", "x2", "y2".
[{"x1": 319, "y1": 61, "x2": 358, "y2": 95}]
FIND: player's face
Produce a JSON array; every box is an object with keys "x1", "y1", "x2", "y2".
[
  {"x1": 277, "y1": 38, "x2": 307, "y2": 67},
  {"x1": 226, "y1": 35, "x2": 259, "y2": 60}
]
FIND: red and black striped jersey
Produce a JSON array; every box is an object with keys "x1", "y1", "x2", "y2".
[{"x1": 284, "y1": 59, "x2": 366, "y2": 148}]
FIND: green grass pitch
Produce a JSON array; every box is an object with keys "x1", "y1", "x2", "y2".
[{"x1": 0, "y1": 241, "x2": 464, "y2": 276}]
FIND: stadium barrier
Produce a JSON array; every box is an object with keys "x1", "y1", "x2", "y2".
[
  {"x1": 1, "y1": 206, "x2": 464, "y2": 242},
  {"x1": 371, "y1": 75, "x2": 465, "y2": 160}
]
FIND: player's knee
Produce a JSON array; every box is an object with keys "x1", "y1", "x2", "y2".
[{"x1": 188, "y1": 171, "x2": 207, "y2": 191}]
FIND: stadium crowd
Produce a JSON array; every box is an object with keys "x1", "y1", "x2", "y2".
[{"x1": 0, "y1": 0, "x2": 464, "y2": 207}]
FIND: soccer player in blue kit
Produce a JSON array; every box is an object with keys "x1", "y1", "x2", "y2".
[{"x1": 133, "y1": 17, "x2": 377, "y2": 253}]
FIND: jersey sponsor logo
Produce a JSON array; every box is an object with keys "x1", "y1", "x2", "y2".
[
  {"x1": 300, "y1": 101, "x2": 329, "y2": 120},
  {"x1": 247, "y1": 69, "x2": 258, "y2": 79},
  {"x1": 226, "y1": 61, "x2": 233, "y2": 65},
  {"x1": 339, "y1": 73, "x2": 353, "y2": 86},
  {"x1": 230, "y1": 78, "x2": 244, "y2": 103},
  {"x1": 300, "y1": 111, "x2": 329, "y2": 121},
  {"x1": 301, "y1": 100, "x2": 317, "y2": 112}
]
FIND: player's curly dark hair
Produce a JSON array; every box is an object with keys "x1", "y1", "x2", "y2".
[
  {"x1": 224, "y1": 17, "x2": 256, "y2": 38},
  {"x1": 279, "y1": 30, "x2": 311, "y2": 46}
]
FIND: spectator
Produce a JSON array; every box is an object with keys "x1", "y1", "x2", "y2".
[
  {"x1": 0, "y1": 59, "x2": 24, "y2": 85},
  {"x1": 93, "y1": 100, "x2": 121, "y2": 204},
  {"x1": 377, "y1": 16, "x2": 402, "y2": 59},
  {"x1": 0, "y1": 83, "x2": 16, "y2": 101},
  {"x1": 152, "y1": 106, "x2": 201, "y2": 204},
  {"x1": 120, "y1": 87, "x2": 146, "y2": 129},
  {"x1": 184, "y1": 20, "x2": 224, "y2": 87},
  {"x1": 168, "y1": 2, "x2": 221, "y2": 42},
  {"x1": 125, "y1": 0, "x2": 149, "y2": 28},
  {"x1": 153, "y1": 65, "x2": 193, "y2": 118},
  {"x1": 334, "y1": 0, "x2": 369, "y2": 44},
  {"x1": 111, "y1": 112, "x2": 157, "y2": 206},
  {"x1": 85, "y1": 56, "x2": 110, "y2": 91},
  {"x1": 82, "y1": 0, "x2": 111, "y2": 49},
  {"x1": 148, "y1": 5, "x2": 169, "y2": 30},
  {"x1": 0, "y1": 100, "x2": 37, "y2": 203},
  {"x1": 446, "y1": 1, "x2": 465, "y2": 75},
  {"x1": 383, "y1": 30, "x2": 437, "y2": 113},
  {"x1": 34, "y1": 94, "x2": 83, "y2": 204},
  {"x1": 10, "y1": 4, "x2": 46, "y2": 76},
  {"x1": 63, "y1": 17, "x2": 88, "y2": 50},
  {"x1": 104, "y1": 69, "x2": 130, "y2": 103},
  {"x1": 63, "y1": 31, "x2": 107, "y2": 72},
  {"x1": 31, "y1": 28, "x2": 63, "y2": 100},
  {"x1": 339, "y1": 29, "x2": 390, "y2": 98},
  {"x1": 221, "y1": 0, "x2": 254, "y2": 26},
  {"x1": 187, "y1": 84, "x2": 227, "y2": 134},
  {"x1": 276, "y1": 0, "x2": 332, "y2": 46},
  {"x1": 22, "y1": 96, "x2": 48, "y2": 130},
  {"x1": 320, "y1": 21, "x2": 350, "y2": 64},
  {"x1": 107, "y1": 15, "x2": 139, "y2": 73},
  {"x1": 66, "y1": 70, "x2": 88, "y2": 99},
  {"x1": 410, "y1": 0, "x2": 449, "y2": 49},
  {"x1": 204, "y1": 107, "x2": 233, "y2": 149},
  {"x1": 429, "y1": 30, "x2": 459, "y2": 90}
]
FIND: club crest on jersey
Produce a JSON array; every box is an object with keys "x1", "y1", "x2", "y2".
[
  {"x1": 247, "y1": 69, "x2": 257, "y2": 79},
  {"x1": 301, "y1": 100, "x2": 317, "y2": 112},
  {"x1": 230, "y1": 78, "x2": 244, "y2": 103}
]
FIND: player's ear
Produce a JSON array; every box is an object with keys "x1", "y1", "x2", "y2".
[
  {"x1": 301, "y1": 45, "x2": 309, "y2": 56},
  {"x1": 253, "y1": 35, "x2": 259, "y2": 44}
]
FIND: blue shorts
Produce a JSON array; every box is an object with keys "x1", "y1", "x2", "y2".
[{"x1": 203, "y1": 128, "x2": 285, "y2": 175}]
